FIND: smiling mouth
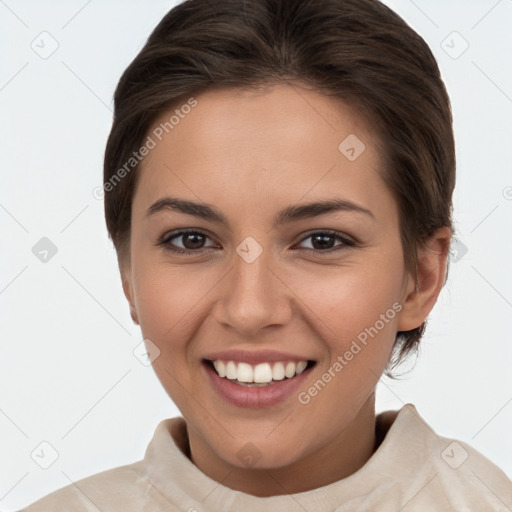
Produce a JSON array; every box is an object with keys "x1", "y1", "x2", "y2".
[{"x1": 203, "y1": 359, "x2": 316, "y2": 387}]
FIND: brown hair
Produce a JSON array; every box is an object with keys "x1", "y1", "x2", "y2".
[{"x1": 103, "y1": 0, "x2": 456, "y2": 375}]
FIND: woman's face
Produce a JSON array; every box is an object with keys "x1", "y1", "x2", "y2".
[{"x1": 122, "y1": 84, "x2": 419, "y2": 484}]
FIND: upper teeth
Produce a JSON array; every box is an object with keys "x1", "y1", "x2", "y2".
[{"x1": 212, "y1": 360, "x2": 308, "y2": 383}]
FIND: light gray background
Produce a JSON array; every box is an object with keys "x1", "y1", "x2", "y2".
[{"x1": 1, "y1": 0, "x2": 511, "y2": 509}]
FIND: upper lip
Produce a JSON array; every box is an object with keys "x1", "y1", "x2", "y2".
[{"x1": 203, "y1": 349, "x2": 314, "y2": 365}]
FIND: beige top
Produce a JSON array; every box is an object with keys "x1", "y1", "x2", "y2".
[{"x1": 21, "y1": 404, "x2": 512, "y2": 511}]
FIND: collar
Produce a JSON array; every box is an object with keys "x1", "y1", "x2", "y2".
[{"x1": 143, "y1": 404, "x2": 435, "y2": 511}]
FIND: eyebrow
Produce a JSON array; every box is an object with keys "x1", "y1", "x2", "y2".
[{"x1": 146, "y1": 195, "x2": 375, "y2": 227}]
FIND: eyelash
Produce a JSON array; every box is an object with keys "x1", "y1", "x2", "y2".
[{"x1": 157, "y1": 229, "x2": 357, "y2": 256}]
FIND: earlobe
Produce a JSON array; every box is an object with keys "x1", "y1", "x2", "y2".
[
  {"x1": 129, "y1": 303, "x2": 140, "y2": 325},
  {"x1": 397, "y1": 227, "x2": 452, "y2": 332},
  {"x1": 120, "y1": 264, "x2": 140, "y2": 326}
]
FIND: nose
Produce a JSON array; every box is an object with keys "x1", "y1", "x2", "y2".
[{"x1": 213, "y1": 244, "x2": 293, "y2": 336}]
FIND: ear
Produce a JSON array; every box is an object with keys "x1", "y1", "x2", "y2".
[
  {"x1": 397, "y1": 227, "x2": 452, "y2": 332},
  {"x1": 120, "y1": 257, "x2": 139, "y2": 326}
]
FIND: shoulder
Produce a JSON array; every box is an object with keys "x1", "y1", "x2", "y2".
[
  {"x1": 429, "y1": 435, "x2": 512, "y2": 509},
  {"x1": 389, "y1": 404, "x2": 512, "y2": 510},
  {"x1": 19, "y1": 459, "x2": 168, "y2": 511},
  {"x1": 20, "y1": 416, "x2": 187, "y2": 512}
]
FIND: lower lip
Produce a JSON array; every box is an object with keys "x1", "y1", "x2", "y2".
[{"x1": 202, "y1": 361, "x2": 314, "y2": 409}]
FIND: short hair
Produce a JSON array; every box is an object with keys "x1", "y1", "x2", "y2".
[{"x1": 103, "y1": 0, "x2": 456, "y2": 375}]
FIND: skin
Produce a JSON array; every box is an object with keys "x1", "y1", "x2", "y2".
[{"x1": 121, "y1": 84, "x2": 451, "y2": 496}]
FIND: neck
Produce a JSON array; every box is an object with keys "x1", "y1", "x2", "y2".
[{"x1": 187, "y1": 394, "x2": 378, "y2": 497}]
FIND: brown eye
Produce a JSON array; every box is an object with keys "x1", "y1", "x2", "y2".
[
  {"x1": 159, "y1": 230, "x2": 217, "y2": 254},
  {"x1": 158, "y1": 229, "x2": 356, "y2": 256},
  {"x1": 177, "y1": 232, "x2": 206, "y2": 250},
  {"x1": 297, "y1": 231, "x2": 356, "y2": 252}
]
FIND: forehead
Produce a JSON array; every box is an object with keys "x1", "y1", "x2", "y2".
[
  {"x1": 147, "y1": 84, "x2": 375, "y2": 158},
  {"x1": 134, "y1": 84, "x2": 393, "y2": 221}
]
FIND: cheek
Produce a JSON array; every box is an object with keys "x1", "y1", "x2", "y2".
[
  {"x1": 132, "y1": 260, "x2": 208, "y2": 344},
  {"x1": 287, "y1": 257, "x2": 403, "y2": 386},
  {"x1": 294, "y1": 259, "x2": 402, "y2": 331}
]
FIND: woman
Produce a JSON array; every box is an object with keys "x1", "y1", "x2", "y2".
[{"x1": 22, "y1": 0, "x2": 512, "y2": 510}]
